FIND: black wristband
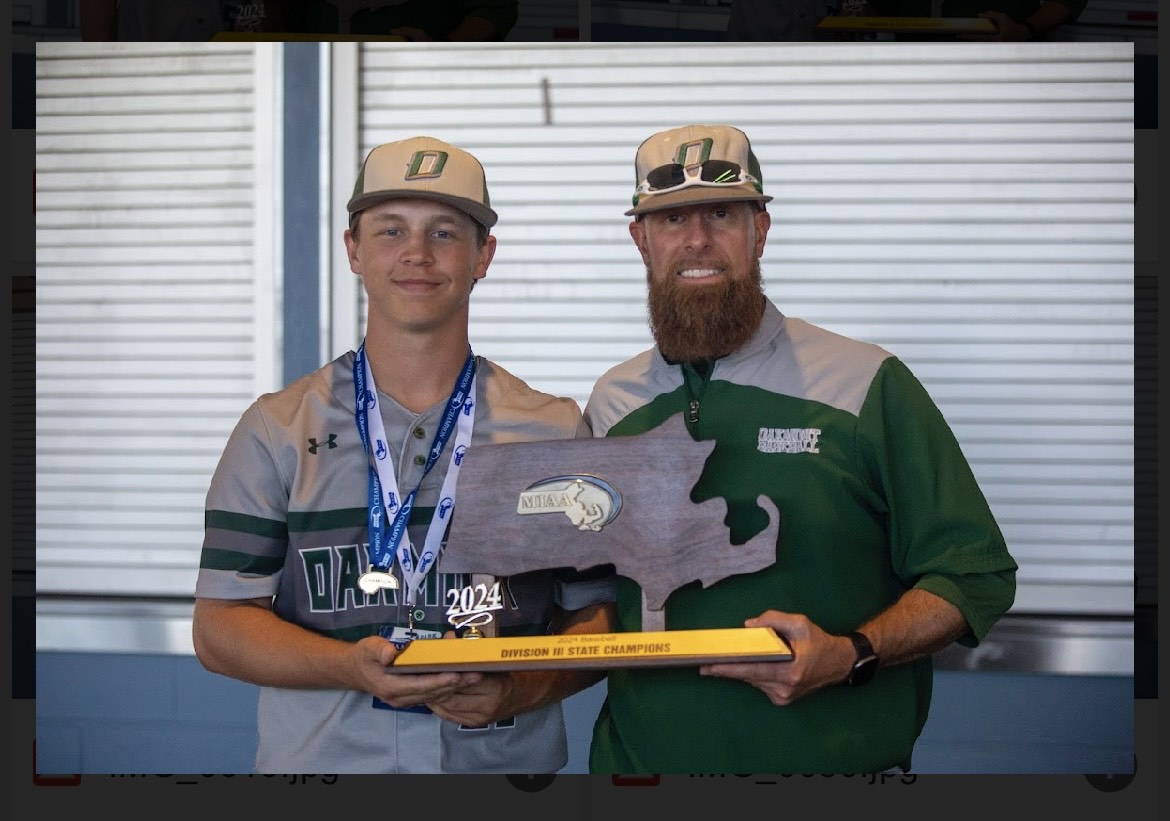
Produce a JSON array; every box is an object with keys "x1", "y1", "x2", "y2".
[{"x1": 1022, "y1": 20, "x2": 1038, "y2": 40}]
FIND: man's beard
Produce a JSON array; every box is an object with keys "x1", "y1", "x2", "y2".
[{"x1": 647, "y1": 260, "x2": 766, "y2": 363}]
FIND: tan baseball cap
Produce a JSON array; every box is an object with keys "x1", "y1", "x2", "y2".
[
  {"x1": 347, "y1": 136, "x2": 498, "y2": 228},
  {"x1": 626, "y1": 124, "x2": 772, "y2": 217}
]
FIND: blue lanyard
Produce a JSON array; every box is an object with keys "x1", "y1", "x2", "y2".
[{"x1": 353, "y1": 341, "x2": 476, "y2": 606}]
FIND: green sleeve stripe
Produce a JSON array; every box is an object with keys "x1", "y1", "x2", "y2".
[
  {"x1": 199, "y1": 548, "x2": 285, "y2": 575},
  {"x1": 205, "y1": 510, "x2": 287, "y2": 539}
]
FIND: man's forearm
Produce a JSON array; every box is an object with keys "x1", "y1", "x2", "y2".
[
  {"x1": 504, "y1": 602, "x2": 617, "y2": 712},
  {"x1": 856, "y1": 588, "x2": 968, "y2": 668},
  {"x1": 192, "y1": 597, "x2": 361, "y2": 690}
]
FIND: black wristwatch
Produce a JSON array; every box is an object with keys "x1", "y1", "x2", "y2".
[{"x1": 844, "y1": 631, "x2": 879, "y2": 687}]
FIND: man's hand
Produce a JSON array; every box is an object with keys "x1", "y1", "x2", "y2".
[
  {"x1": 698, "y1": 610, "x2": 853, "y2": 705},
  {"x1": 418, "y1": 631, "x2": 522, "y2": 726},
  {"x1": 422, "y1": 601, "x2": 616, "y2": 725},
  {"x1": 426, "y1": 671, "x2": 521, "y2": 727},
  {"x1": 697, "y1": 589, "x2": 969, "y2": 705},
  {"x1": 357, "y1": 635, "x2": 485, "y2": 709}
]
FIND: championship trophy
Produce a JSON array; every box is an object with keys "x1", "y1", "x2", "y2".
[{"x1": 389, "y1": 413, "x2": 793, "y2": 673}]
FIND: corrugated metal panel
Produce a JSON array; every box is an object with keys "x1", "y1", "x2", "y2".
[
  {"x1": 352, "y1": 42, "x2": 1133, "y2": 616},
  {"x1": 35, "y1": 42, "x2": 270, "y2": 595}
]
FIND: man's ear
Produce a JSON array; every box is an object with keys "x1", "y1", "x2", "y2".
[
  {"x1": 343, "y1": 228, "x2": 361, "y2": 274},
  {"x1": 629, "y1": 219, "x2": 652, "y2": 266},
  {"x1": 474, "y1": 233, "x2": 497, "y2": 281},
  {"x1": 753, "y1": 208, "x2": 771, "y2": 258}
]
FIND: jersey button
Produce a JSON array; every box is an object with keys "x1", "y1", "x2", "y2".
[
  {"x1": 413, "y1": 454, "x2": 426, "y2": 466},
  {"x1": 412, "y1": 426, "x2": 426, "y2": 439}
]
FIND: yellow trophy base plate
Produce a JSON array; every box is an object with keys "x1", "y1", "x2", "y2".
[{"x1": 389, "y1": 627, "x2": 793, "y2": 673}]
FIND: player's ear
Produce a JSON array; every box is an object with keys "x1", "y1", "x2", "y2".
[{"x1": 473, "y1": 233, "x2": 496, "y2": 283}]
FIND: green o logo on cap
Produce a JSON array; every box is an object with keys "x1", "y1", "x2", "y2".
[
  {"x1": 675, "y1": 138, "x2": 713, "y2": 167},
  {"x1": 406, "y1": 151, "x2": 448, "y2": 180}
]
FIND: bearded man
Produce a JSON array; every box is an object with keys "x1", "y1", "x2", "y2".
[{"x1": 583, "y1": 124, "x2": 1018, "y2": 775}]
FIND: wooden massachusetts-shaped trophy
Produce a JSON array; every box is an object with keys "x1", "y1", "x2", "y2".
[{"x1": 390, "y1": 413, "x2": 792, "y2": 672}]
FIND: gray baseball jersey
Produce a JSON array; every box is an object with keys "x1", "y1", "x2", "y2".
[{"x1": 198, "y1": 352, "x2": 601, "y2": 773}]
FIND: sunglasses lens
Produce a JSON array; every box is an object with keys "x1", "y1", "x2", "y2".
[
  {"x1": 700, "y1": 160, "x2": 742, "y2": 183},
  {"x1": 643, "y1": 161, "x2": 746, "y2": 192},
  {"x1": 645, "y1": 163, "x2": 686, "y2": 191}
]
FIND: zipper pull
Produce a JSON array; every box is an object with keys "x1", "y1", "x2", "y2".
[{"x1": 688, "y1": 398, "x2": 700, "y2": 424}]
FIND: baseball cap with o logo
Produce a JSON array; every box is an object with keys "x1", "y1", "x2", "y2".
[
  {"x1": 347, "y1": 136, "x2": 498, "y2": 229},
  {"x1": 626, "y1": 124, "x2": 772, "y2": 217}
]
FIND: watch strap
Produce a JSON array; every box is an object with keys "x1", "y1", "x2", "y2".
[{"x1": 845, "y1": 630, "x2": 879, "y2": 686}]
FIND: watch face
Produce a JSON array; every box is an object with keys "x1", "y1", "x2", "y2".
[{"x1": 849, "y1": 655, "x2": 878, "y2": 686}]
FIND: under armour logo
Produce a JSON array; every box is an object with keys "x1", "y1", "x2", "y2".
[{"x1": 308, "y1": 434, "x2": 338, "y2": 454}]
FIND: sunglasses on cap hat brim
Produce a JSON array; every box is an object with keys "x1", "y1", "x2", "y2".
[
  {"x1": 635, "y1": 159, "x2": 761, "y2": 197},
  {"x1": 627, "y1": 159, "x2": 771, "y2": 216}
]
